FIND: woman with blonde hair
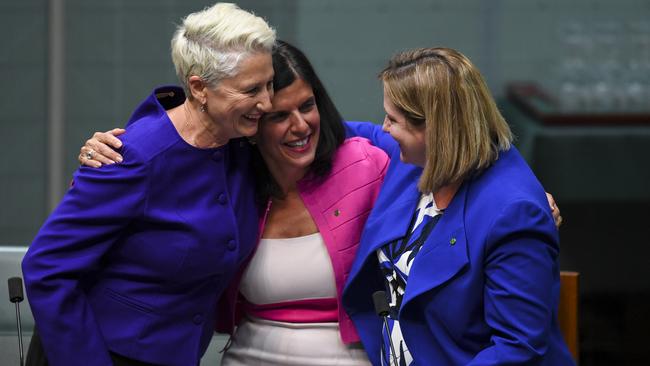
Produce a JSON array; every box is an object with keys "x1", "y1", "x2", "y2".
[
  {"x1": 23, "y1": 3, "x2": 275, "y2": 365},
  {"x1": 343, "y1": 47, "x2": 575, "y2": 366}
]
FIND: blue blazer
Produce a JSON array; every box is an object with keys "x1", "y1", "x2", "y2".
[
  {"x1": 22, "y1": 86, "x2": 259, "y2": 366},
  {"x1": 343, "y1": 122, "x2": 575, "y2": 366}
]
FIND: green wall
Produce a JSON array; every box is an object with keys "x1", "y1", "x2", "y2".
[{"x1": 1, "y1": 0, "x2": 648, "y2": 243}]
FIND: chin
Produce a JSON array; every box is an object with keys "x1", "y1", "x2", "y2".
[{"x1": 237, "y1": 126, "x2": 258, "y2": 137}]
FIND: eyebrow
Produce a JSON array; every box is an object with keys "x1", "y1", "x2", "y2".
[
  {"x1": 241, "y1": 77, "x2": 273, "y2": 91},
  {"x1": 301, "y1": 96, "x2": 316, "y2": 106},
  {"x1": 264, "y1": 111, "x2": 288, "y2": 120}
]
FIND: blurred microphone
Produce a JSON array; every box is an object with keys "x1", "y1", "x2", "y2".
[
  {"x1": 372, "y1": 290, "x2": 399, "y2": 366},
  {"x1": 8, "y1": 277, "x2": 25, "y2": 366}
]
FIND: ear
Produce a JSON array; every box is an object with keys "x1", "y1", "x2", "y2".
[{"x1": 187, "y1": 75, "x2": 207, "y2": 103}]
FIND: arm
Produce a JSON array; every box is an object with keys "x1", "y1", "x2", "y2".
[
  {"x1": 344, "y1": 121, "x2": 399, "y2": 155},
  {"x1": 468, "y1": 200, "x2": 560, "y2": 366},
  {"x1": 22, "y1": 143, "x2": 147, "y2": 366}
]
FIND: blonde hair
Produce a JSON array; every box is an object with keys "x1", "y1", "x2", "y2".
[
  {"x1": 171, "y1": 3, "x2": 276, "y2": 96},
  {"x1": 380, "y1": 47, "x2": 512, "y2": 193}
]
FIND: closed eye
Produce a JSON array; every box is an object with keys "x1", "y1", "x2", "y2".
[
  {"x1": 299, "y1": 98, "x2": 316, "y2": 113},
  {"x1": 245, "y1": 86, "x2": 260, "y2": 95}
]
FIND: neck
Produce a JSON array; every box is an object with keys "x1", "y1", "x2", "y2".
[
  {"x1": 432, "y1": 181, "x2": 461, "y2": 210},
  {"x1": 273, "y1": 172, "x2": 301, "y2": 197},
  {"x1": 265, "y1": 159, "x2": 309, "y2": 197},
  {"x1": 172, "y1": 100, "x2": 229, "y2": 148}
]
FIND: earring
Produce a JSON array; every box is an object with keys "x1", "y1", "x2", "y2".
[{"x1": 200, "y1": 102, "x2": 207, "y2": 113}]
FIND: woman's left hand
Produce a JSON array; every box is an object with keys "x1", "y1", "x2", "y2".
[{"x1": 546, "y1": 192, "x2": 563, "y2": 228}]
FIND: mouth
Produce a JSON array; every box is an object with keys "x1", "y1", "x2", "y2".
[
  {"x1": 284, "y1": 135, "x2": 311, "y2": 152},
  {"x1": 243, "y1": 113, "x2": 262, "y2": 123}
]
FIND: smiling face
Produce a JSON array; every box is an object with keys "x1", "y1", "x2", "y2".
[
  {"x1": 256, "y1": 78, "x2": 321, "y2": 186},
  {"x1": 204, "y1": 52, "x2": 275, "y2": 138},
  {"x1": 382, "y1": 87, "x2": 427, "y2": 167}
]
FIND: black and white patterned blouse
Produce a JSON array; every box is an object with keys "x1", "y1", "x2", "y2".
[{"x1": 376, "y1": 193, "x2": 443, "y2": 366}]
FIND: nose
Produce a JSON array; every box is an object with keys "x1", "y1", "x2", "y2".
[
  {"x1": 290, "y1": 111, "x2": 310, "y2": 134},
  {"x1": 382, "y1": 116, "x2": 391, "y2": 132},
  {"x1": 257, "y1": 88, "x2": 273, "y2": 112}
]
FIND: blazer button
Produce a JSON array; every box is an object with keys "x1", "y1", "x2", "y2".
[
  {"x1": 192, "y1": 314, "x2": 203, "y2": 325},
  {"x1": 218, "y1": 194, "x2": 227, "y2": 204},
  {"x1": 227, "y1": 240, "x2": 237, "y2": 251},
  {"x1": 212, "y1": 151, "x2": 223, "y2": 161}
]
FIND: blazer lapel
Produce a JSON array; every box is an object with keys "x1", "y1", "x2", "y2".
[
  {"x1": 401, "y1": 182, "x2": 470, "y2": 309},
  {"x1": 347, "y1": 188, "x2": 420, "y2": 282}
]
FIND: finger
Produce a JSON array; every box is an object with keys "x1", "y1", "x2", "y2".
[
  {"x1": 108, "y1": 128, "x2": 127, "y2": 137},
  {"x1": 87, "y1": 134, "x2": 123, "y2": 162},
  {"x1": 545, "y1": 192, "x2": 556, "y2": 210},
  {"x1": 79, "y1": 153, "x2": 102, "y2": 168},
  {"x1": 93, "y1": 131, "x2": 123, "y2": 149},
  {"x1": 84, "y1": 142, "x2": 119, "y2": 165}
]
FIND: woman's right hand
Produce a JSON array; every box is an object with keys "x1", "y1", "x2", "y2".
[{"x1": 78, "y1": 128, "x2": 126, "y2": 168}]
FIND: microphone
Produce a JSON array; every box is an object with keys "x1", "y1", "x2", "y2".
[
  {"x1": 372, "y1": 290, "x2": 399, "y2": 366},
  {"x1": 7, "y1": 277, "x2": 25, "y2": 366}
]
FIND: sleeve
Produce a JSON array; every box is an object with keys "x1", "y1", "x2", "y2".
[
  {"x1": 21, "y1": 144, "x2": 148, "y2": 366},
  {"x1": 344, "y1": 121, "x2": 399, "y2": 155},
  {"x1": 467, "y1": 199, "x2": 560, "y2": 366}
]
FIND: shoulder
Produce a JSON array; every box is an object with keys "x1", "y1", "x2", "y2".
[
  {"x1": 469, "y1": 147, "x2": 546, "y2": 208},
  {"x1": 465, "y1": 148, "x2": 557, "y2": 244},
  {"x1": 300, "y1": 138, "x2": 388, "y2": 196},
  {"x1": 118, "y1": 112, "x2": 181, "y2": 165},
  {"x1": 331, "y1": 137, "x2": 389, "y2": 174},
  {"x1": 116, "y1": 86, "x2": 186, "y2": 163}
]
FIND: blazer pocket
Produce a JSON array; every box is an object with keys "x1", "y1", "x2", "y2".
[
  {"x1": 104, "y1": 288, "x2": 155, "y2": 313},
  {"x1": 89, "y1": 288, "x2": 156, "y2": 355}
]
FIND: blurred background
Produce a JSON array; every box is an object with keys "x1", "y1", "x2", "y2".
[{"x1": 1, "y1": 0, "x2": 649, "y2": 364}]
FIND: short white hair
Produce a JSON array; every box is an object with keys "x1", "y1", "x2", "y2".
[{"x1": 171, "y1": 3, "x2": 276, "y2": 95}]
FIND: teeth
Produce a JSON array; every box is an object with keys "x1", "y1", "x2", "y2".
[
  {"x1": 245, "y1": 114, "x2": 260, "y2": 120},
  {"x1": 286, "y1": 137, "x2": 308, "y2": 147}
]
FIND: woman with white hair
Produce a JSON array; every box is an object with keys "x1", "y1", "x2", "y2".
[{"x1": 22, "y1": 3, "x2": 275, "y2": 366}]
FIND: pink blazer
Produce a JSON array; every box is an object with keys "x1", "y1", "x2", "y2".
[{"x1": 215, "y1": 137, "x2": 389, "y2": 343}]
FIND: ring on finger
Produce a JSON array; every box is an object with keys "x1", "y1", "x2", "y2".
[{"x1": 85, "y1": 149, "x2": 94, "y2": 160}]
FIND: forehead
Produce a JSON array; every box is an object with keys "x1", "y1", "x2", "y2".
[
  {"x1": 382, "y1": 89, "x2": 402, "y2": 116},
  {"x1": 271, "y1": 78, "x2": 314, "y2": 110},
  {"x1": 225, "y1": 52, "x2": 274, "y2": 87}
]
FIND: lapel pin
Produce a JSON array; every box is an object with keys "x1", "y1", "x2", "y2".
[{"x1": 450, "y1": 237, "x2": 457, "y2": 246}]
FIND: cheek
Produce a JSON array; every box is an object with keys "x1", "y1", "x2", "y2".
[
  {"x1": 258, "y1": 123, "x2": 286, "y2": 147},
  {"x1": 306, "y1": 109, "x2": 321, "y2": 128},
  {"x1": 225, "y1": 95, "x2": 253, "y2": 114}
]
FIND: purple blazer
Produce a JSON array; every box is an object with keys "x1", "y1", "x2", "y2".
[{"x1": 22, "y1": 86, "x2": 259, "y2": 366}]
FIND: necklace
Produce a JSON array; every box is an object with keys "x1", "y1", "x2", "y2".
[{"x1": 182, "y1": 101, "x2": 226, "y2": 148}]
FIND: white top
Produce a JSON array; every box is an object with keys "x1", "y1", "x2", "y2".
[
  {"x1": 239, "y1": 232, "x2": 337, "y2": 304},
  {"x1": 222, "y1": 232, "x2": 371, "y2": 365}
]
